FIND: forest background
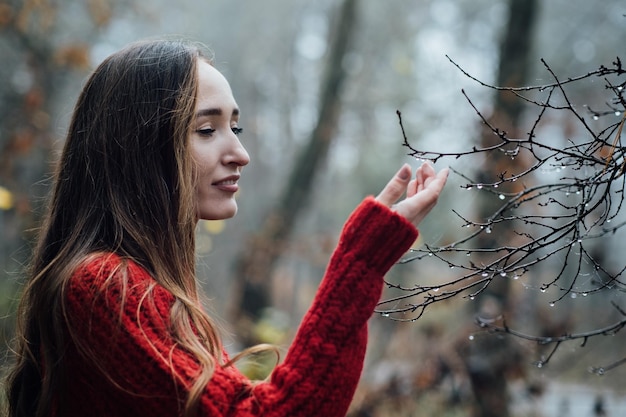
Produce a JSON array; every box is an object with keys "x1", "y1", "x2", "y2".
[{"x1": 1, "y1": 0, "x2": 626, "y2": 416}]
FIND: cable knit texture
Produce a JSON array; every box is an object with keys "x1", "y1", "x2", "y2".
[{"x1": 62, "y1": 196, "x2": 418, "y2": 416}]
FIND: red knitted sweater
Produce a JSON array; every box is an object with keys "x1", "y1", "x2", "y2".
[{"x1": 62, "y1": 196, "x2": 418, "y2": 416}]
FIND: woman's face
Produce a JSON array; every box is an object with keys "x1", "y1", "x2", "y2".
[{"x1": 191, "y1": 60, "x2": 250, "y2": 221}]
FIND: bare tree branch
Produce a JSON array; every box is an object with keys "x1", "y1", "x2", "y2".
[{"x1": 382, "y1": 56, "x2": 626, "y2": 373}]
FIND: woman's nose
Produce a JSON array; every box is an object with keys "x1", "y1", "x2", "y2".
[{"x1": 225, "y1": 137, "x2": 250, "y2": 167}]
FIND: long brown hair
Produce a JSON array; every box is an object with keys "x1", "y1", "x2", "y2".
[{"x1": 5, "y1": 39, "x2": 227, "y2": 417}]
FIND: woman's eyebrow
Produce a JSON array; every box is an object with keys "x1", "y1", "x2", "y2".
[{"x1": 195, "y1": 108, "x2": 240, "y2": 118}]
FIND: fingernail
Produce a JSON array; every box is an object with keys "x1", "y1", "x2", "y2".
[{"x1": 398, "y1": 164, "x2": 410, "y2": 180}]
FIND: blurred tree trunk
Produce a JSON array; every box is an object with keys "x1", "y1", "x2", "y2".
[
  {"x1": 230, "y1": 0, "x2": 358, "y2": 346},
  {"x1": 0, "y1": 0, "x2": 130, "y2": 353},
  {"x1": 458, "y1": 1, "x2": 539, "y2": 416}
]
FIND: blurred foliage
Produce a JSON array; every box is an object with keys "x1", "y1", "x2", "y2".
[
  {"x1": 0, "y1": 186, "x2": 13, "y2": 210},
  {"x1": 0, "y1": 0, "x2": 135, "y2": 396}
]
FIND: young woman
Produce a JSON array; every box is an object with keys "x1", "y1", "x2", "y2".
[{"x1": 5, "y1": 39, "x2": 448, "y2": 417}]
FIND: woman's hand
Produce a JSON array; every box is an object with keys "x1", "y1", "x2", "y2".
[{"x1": 376, "y1": 163, "x2": 449, "y2": 228}]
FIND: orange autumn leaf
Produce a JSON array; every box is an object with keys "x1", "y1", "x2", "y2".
[
  {"x1": 0, "y1": 3, "x2": 14, "y2": 27},
  {"x1": 9, "y1": 129, "x2": 37, "y2": 154},
  {"x1": 87, "y1": 0, "x2": 112, "y2": 27},
  {"x1": 23, "y1": 88, "x2": 44, "y2": 110},
  {"x1": 16, "y1": 0, "x2": 56, "y2": 33},
  {"x1": 54, "y1": 44, "x2": 91, "y2": 70}
]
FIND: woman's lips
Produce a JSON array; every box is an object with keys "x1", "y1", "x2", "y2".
[{"x1": 213, "y1": 176, "x2": 240, "y2": 192}]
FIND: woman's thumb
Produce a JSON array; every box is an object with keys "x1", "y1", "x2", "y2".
[{"x1": 375, "y1": 164, "x2": 411, "y2": 207}]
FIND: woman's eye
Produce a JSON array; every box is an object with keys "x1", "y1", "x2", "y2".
[
  {"x1": 197, "y1": 128, "x2": 215, "y2": 137},
  {"x1": 232, "y1": 127, "x2": 243, "y2": 136}
]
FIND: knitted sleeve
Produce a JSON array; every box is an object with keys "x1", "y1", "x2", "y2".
[
  {"x1": 64, "y1": 196, "x2": 418, "y2": 417},
  {"x1": 247, "y1": 196, "x2": 418, "y2": 416}
]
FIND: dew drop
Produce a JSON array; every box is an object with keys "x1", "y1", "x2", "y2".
[
  {"x1": 570, "y1": 293, "x2": 577, "y2": 299},
  {"x1": 381, "y1": 312, "x2": 390, "y2": 317},
  {"x1": 499, "y1": 194, "x2": 505, "y2": 200},
  {"x1": 615, "y1": 111, "x2": 622, "y2": 117},
  {"x1": 541, "y1": 288, "x2": 547, "y2": 293},
  {"x1": 476, "y1": 184, "x2": 483, "y2": 190},
  {"x1": 433, "y1": 287, "x2": 440, "y2": 292},
  {"x1": 470, "y1": 296, "x2": 475, "y2": 300},
  {"x1": 582, "y1": 292, "x2": 588, "y2": 297},
  {"x1": 485, "y1": 227, "x2": 492, "y2": 234},
  {"x1": 593, "y1": 115, "x2": 600, "y2": 121},
  {"x1": 536, "y1": 362, "x2": 543, "y2": 368},
  {"x1": 468, "y1": 335, "x2": 475, "y2": 341},
  {"x1": 481, "y1": 272, "x2": 489, "y2": 277},
  {"x1": 549, "y1": 302, "x2": 555, "y2": 307},
  {"x1": 500, "y1": 271, "x2": 507, "y2": 277},
  {"x1": 513, "y1": 275, "x2": 520, "y2": 280}
]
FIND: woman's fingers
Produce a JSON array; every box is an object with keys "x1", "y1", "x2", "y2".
[
  {"x1": 393, "y1": 167, "x2": 449, "y2": 227},
  {"x1": 407, "y1": 177, "x2": 418, "y2": 198},
  {"x1": 376, "y1": 162, "x2": 449, "y2": 227},
  {"x1": 375, "y1": 164, "x2": 412, "y2": 207},
  {"x1": 417, "y1": 162, "x2": 436, "y2": 192}
]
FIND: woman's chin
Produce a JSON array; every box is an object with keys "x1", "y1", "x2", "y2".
[{"x1": 197, "y1": 202, "x2": 238, "y2": 221}]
